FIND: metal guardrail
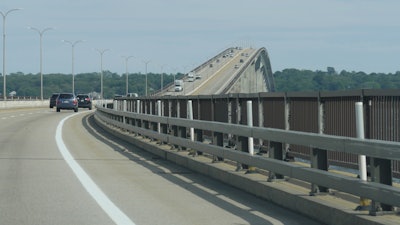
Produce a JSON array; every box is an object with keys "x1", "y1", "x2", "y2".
[{"x1": 95, "y1": 101, "x2": 400, "y2": 213}]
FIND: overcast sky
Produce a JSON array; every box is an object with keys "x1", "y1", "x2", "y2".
[{"x1": 1, "y1": 0, "x2": 400, "y2": 75}]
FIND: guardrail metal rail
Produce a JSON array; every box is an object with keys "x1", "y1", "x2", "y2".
[{"x1": 97, "y1": 89, "x2": 400, "y2": 215}]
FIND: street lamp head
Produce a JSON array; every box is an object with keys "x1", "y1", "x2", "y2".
[
  {"x1": 62, "y1": 39, "x2": 85, "y2": 46},
  {"x1": 122, "y1": 55, "x2": 135, "y2": 60},
  {"x1": 0, "y1": 8, "x2": 22, "y2": 18},
  {"x1": 96, "y1": 48, "x2": 110, "y2": 55},
  {"x1": 28, "y1": 27, "x2": 54, "y2": 35}
]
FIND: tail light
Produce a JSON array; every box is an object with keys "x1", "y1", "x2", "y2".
[
  {"x1": 73, "y1": 99, "x2": 78, "y2": 105},
  {"x1": 85, "y1": 97, "x2": 91, "y2": 102}
]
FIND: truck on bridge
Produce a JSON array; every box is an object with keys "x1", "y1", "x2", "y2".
[{"x1": 174, "y1": 79, "x2": 184, "y2": 92}]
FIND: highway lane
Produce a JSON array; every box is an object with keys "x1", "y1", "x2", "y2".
[
  {"x1": 0, "y1": 108, "x2": 323, "y2": 225},
  {"x1": 0, "y1": 108, "x2": 114, "y2": 224}
]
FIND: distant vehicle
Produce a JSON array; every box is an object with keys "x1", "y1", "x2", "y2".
[
  {"x1": 49, "y1": 93, "x2": 59, "y2": 108},
  {"x1": 195, "y1": 73, "x2": 202, "y2": 79},
  {"x1": 126, "y1": 93, "x2": 138, "y2": 97},
  {"x1": 76, "y1": 94, "x2": 92, "y2": 110},
  {"x1": 187, "y1": 72, "x2": 195, "y2": 82},
  {"x1": 239, "y1": 59, "x2": 244, "y2": 63},
  {"x1": 174, "y1": 79, "x2": 184, "y2": 92},
  {"x1": 234, "y1": 64, "x2": 239, "y2": 69},
  {"x1": 56, "y1": 93, "x2": 78, "y2": 112}
]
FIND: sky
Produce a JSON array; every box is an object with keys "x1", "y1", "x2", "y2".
[{"x1": 1, "y1": 0, "x2": 400, "y2": 75}]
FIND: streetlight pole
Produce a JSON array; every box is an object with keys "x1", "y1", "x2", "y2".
[
  {"x1": 63, "y1": 40, "x2": 83, "y2": 95},
  {"x1": 172, "y1": 67, "x2": 178, "y2": 84},
  {"x1": 29, "y1": 27, "x2": 53, "y2": 101},
  {"x1": 143, "y1": 60, "x2": 150, "y2": 96},
  {"x1": 96, "y1": 49, "x2": 109, "y2": 99},
  {"x1": 122, "y1": 56, "x2": 134, "y2": 96},
  {"x1": 1, "y1": 8, "x2": 20, "y2": 100},
  {"x1": 159, "y1": 64, "x2": 166, "y2": 92}
]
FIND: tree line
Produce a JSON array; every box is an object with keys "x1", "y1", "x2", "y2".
[
  {"x1": 0, "y1": 67, "x2": 399, "y2": 98},
  {"x1": 1, "y1": 71, "x2": 183, "y2": 99},
  {"x1": 274, "y1": 68, "x2": 400, "y2": 92}
]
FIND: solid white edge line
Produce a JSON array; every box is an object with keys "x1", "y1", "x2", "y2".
[{"x1": 55, "y1": 112, "x2": 136, "y2": 225}]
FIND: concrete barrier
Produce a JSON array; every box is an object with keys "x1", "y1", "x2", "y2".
[{"x1": 0, "y1": 100, "x2": 49, "y2": 109}]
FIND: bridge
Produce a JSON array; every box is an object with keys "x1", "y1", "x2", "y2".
[
  {"x1": 1, "y1": 47, "x2": 399, "y2": 225},
  {"x1": 156, "y1": 47, "x2": 274, "y2": 96}
]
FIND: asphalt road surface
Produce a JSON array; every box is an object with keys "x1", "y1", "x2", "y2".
[{"x1": 0, "y1": 108, "x2": 324, "y2": 225}]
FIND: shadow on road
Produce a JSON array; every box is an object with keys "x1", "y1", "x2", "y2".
[{"x1": 81, "y1": 113, "x2": 322, "y2": 225}]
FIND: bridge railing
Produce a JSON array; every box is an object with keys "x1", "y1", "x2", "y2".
[{"x1": 95, "y1": 90, "x2": 400, "y2": 214}]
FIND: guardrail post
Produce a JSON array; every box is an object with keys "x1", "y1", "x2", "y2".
[
  {"x1": 143, "y1": 100, "x2": 149, "y2": 131},
  {"x1": 212, "y1": 96, "x2": 224, "y2": 162},
  {"x1": 369, "y1": 158, "x2": 393, "y2": 215},
  {"x1": 157, "y1": 100, "x2": 162, "y2": 133},
  {"x1": 310, "y1": 99, "x2": 329, "y2": 195},
  {"x1": 149, "y1": 100, "x2": 159, "y2": 141},
  {"x1": 187, "y1": 100, "x2": 197, "y2": 155},
  {"x1": 178, "y1": 100, "x2": 186, "y2": 150},
  {"x1": 194, "y1": 129, "x2": 203, "y2": 156},
  {"x1": 235, "y1": 96, "x2": 246, "y2": 171},
  {"x1": 310, "y1": 148, "x2": 329, "y2": 195},
  {"x1": 268, "y1": 141, "x2": 284, "y2": 181},
  {"x1": 170, "y1": 100, "x2": 179, "y2": 150},
  {"x1": 237, "y1": 136, "x2": 249, "y2": 170},
  {"x1": 135, "y1": 100, "x2": 142, "y2": 136},
  {"x1": 212, "y1": 132, "x2": 224, "y2": 162},
  {"x1": 160, "y1": 100, "x2": 168, "y2": 145}
]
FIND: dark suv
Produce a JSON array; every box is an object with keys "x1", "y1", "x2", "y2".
[
  {"x1": 76, "y1": 94, "x2": 92, "y2": 110},
  {"x1": 56, "y1": 93, "x2": 78, "y2": 112},
  {"x1": 49, "y1": 93, "x2": 59, "y2": 108}
]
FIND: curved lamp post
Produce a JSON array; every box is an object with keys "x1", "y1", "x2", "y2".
[
  {"x1": 1, "y1": 8, "x2": 21, "y2": 100},
  {"x1": 63, "y1": 40, "x2": 84, "y2": 94},
  {"x1": 96, "y1": 49, "x2": 109, "y2": 99},
  {"x1": 29, "y1": 27, "x2": 53, "y2": 100},
  {"x1": 122, "y1": 56, "x2": 134, "y2": 96}
]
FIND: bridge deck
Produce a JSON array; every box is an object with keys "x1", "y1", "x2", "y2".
[{"x1": 162, "y1": 47, "x2": 257, "y2": 96}]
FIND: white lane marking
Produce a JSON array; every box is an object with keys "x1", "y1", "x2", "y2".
[{"x1": 55, "y1": 112, "x2": 136, "y2": 225}]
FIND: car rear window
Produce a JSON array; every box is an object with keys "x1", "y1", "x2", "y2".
[{"x1": 59, "y1": 94, "x2": 73, "y2": 98}]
